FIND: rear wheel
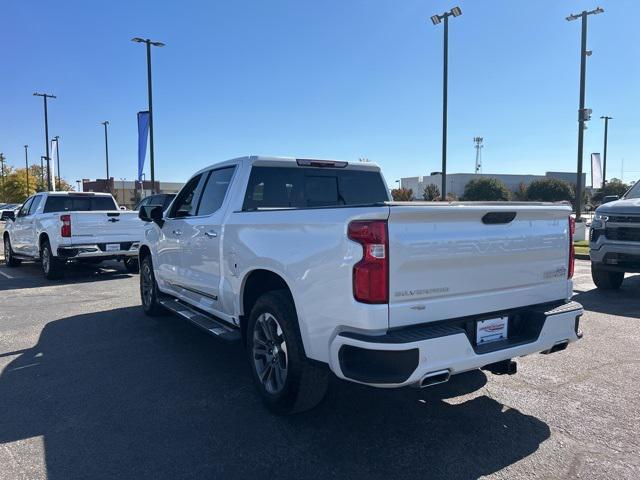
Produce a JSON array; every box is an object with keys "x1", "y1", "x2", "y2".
[
  {"x1": 140, "y1": 255, "x2": 165, "y2": 316},
  {"x1": 41, "y1": 240, "x2": 64, "y2": 279},
  {"x1": 124, "y1": 257, "x2": 140, "y2": 273},
  {"x1": 3, "y1": 236, "x2": 21, "y2": 267},
  {"x1": 591, "y1": 264, "x2": 624, "y2": 290},
  {"x1": 247, "y1": 290, "x2": 328, "y2": 414}
]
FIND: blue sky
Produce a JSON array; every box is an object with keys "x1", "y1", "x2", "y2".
[{"x1": 1, "y1": 0, "x2": 638, "y2": 187}]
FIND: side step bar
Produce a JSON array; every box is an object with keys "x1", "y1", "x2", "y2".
[{"x1": 159, "y1": 299, "x2": 241, "y2": 341}]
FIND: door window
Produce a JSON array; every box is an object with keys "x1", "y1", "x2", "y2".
[
  {"x1": 17, "y1": 197, "x2": 34, "y2": 217},
  {"x1": 28, "y1": 195, "x2": 42, "y2": 215},
  {"x1": 197, "y1": 167, "x2": 235, "y2": 216},
  {"x1": 168, "y1": 174, "x2": 205, "y2": 218}
]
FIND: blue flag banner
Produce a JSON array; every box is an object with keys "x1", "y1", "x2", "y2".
[{"x1": 137, "y1": 111, "x2": 150, "y2": 182}]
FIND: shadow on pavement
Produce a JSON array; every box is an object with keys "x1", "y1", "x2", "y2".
[
  {"x1": 0, "y1": 307, "x2": 550, "y2": 480},
  {"x1": 573, "y1": 274, "x2": 640, "y2": 318},
  {"x1": 0, "y1": 261, "x2": 133, "y2": 292}
]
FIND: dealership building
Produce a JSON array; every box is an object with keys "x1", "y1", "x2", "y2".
[
  {"x1": 81, "y1": 178, "x2": 185, "y2": 209},
  {"x1": 399, "y1": 171, "x2": 587, "y2": 199}
]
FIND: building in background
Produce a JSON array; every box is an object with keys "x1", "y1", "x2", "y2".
[
  {"x1": 400, "y1": 172, "x2": 587, "y2": 199},
  {"x1": 81, "y1": 178, "x2": 184, "y2": 209}
]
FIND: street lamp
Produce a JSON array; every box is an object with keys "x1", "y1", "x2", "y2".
[
  {"x1": 33, "y1": 92, "x2": 56, "y2": 184},
  {"x1": 600, "y1": 116, "x2": 612, "y2": 188},
  {"x1": 53, "y1": 135, "x2": 61, "y2": 190},
  {"x1": 24, "y1": 145, "x2": 30, "y2": 196},
  {"x1": 566, "y1": 6, "x2": 604, "y2": 221},
  {"x1": 0, "y1": 153, "x2": 5, "y2": 202},
  {"x1": 132, "y1": 37, "x2": 165, "y2": 194},
  {"x1": 101, "y1": 121, "x2": 110, "y2": 189},
  {"x1": 120, "y1": 177, "x2": 127, "y2": 208},
  {"x1": 431, "y1": 6, "x2": 462, "y2": 201}
]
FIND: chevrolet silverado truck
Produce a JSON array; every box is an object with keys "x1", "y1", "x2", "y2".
[
  {"x1": 590, "y1": 180, "x2": 640, "y2": 289},
  {"x1": 3, "y1": 192, "x2": 144, "y2": 279},
  {"x1": 137, "y1": 156, "x2": 583, "y2": 414}
]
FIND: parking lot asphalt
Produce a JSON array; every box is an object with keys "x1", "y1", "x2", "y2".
[{"x1": 0, "y1": 257, "x2": 638, "y2": 480}]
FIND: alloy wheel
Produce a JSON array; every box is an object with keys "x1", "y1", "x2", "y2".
[{"x1": 252, "y1": 312, "x2": 288, "y2": 394}]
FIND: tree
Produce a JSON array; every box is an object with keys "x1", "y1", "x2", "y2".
[
  {"x1": 0, "y1": 165, "x2": 74, "y2": 204},
  {"x1": 592, "y1": 178, "x2": 630, "y2": 204},
  {"x1": 513, "y1": 182, "x2": 528, "y2": 201},
  {"x1": 422, "y1": 183, "x2": 440, "y2": 201},
  {"x1": 462, "y1": 177, "x2": 510, "y2": 201},
  {"x1": 526, "y1": 178, "x2": 573, "y2": 203},
  {"x1": 391, "y1": 187, "x2": 414, "y2": 201}
]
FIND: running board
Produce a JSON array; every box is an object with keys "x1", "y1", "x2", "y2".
[{"x1": 159, "y1": 299, "x2": 241, "y2": 341}]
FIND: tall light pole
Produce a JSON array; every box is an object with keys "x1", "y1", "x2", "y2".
[
  {"x1": 566, "y1": 7, "x2": 604, "y2": 221},
  {"x1": 120, "y1": 177, "x2": 126, "y2": 208},
  {"x1": 101, "y1": 121, "x2": 110, "y2": 189},
  {"x1": 53, "y1": 135, "x2": 61, "y2": 190},
  {"x1": 431, "y1": 6, "x2": 462, "y2": 201},
  {"x1": 33, "y1": 92, "x2": 56, "y2": 187},
  {"x1": 132, "y1": 37, "x2": 165, "y2": 194},
  {"x1": 473, "y1": 137, "x2": 483, "y2": 174},
  {"x1": 600, "y1": 116, "x2": 612, "y2": 188},
  {"x1": 24, "y1": 145, "x2": 30, "y2": 196},
  {"x1": 0, "y1": 153, "x2": 5, "y2": 202}
]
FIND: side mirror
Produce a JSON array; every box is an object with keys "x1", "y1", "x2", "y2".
[
  {"x1": 1, "y1": 210, "x2": 15, "y2": 222},
  {"x1": 139, "y1": 205, "x2": 164, "y2": 227},
  {"x1": 602, "y1": 195, "x2": 619, "y2": 204}
]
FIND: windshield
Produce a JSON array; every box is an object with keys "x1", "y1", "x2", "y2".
[
  {"x1": 624, "y1": 181, "x2": 640, "y2": 199},
  {"x1": 43, "y1": 195, "x2": 118, "y2": 213}
]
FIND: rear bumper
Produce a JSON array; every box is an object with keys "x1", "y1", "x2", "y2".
[
  {"x1": 328, "y1": 301, "x2": 583, "y2": 388},
  {"x1": 57, "y1": 242, "x2": 139, "y2": 259}
]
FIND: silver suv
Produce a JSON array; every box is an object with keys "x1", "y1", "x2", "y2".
[{"x1": 590, "y1": 181, "x2": 640, "y2": 289}]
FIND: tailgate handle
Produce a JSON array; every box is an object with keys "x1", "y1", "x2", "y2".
[{"x1": 482, "y1": 212, "x2": 517, "y2": 225}]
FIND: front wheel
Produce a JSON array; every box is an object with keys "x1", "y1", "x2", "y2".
[
  {"x1": 591, "y1": 264, "x2": 624, "y2": 290},
  {"x1": 124, "y1": 257, "x2": 140, "y2": 273},
  {"x1": 41, "y1": 240, "x2": 63, "y2": 279},
  {"x1": 4, "y1": 236, "x2": 21, "y2": 267},
  {"x1": 140, "y1": 255, "x2": 165, "y2": 316},
  {"x1": 247, "y1": 290, "x2": 329, "y2": 414}
]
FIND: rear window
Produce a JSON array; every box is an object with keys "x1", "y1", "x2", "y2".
[
  {"x1": 242, "y1": 166, "x2": 389, "y2": 210},
  {"x1": 43, "y1": 195, "x2": 118, "y2": 213}
]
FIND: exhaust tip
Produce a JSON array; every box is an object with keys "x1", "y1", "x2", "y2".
[{"x1": 419, "y1": 370, "x2": 451, "y2": 388}]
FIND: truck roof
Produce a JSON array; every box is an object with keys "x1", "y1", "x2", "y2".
[
  {"x1": 39, "y1": 191, "x2": 114, "y2": 197},
  {"x1": 193, "y1": 155, "x2": 382, "y2": 176}
]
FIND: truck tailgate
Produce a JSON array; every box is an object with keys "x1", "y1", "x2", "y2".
[
  {"x1": 387, "y1": 203, "x2": 572, "y2": 328},
  {"x1": 69, "y1": 211, "x2": 144, "y2": 242}
]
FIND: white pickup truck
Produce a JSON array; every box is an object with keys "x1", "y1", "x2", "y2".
[
  {"x1": 138, "y1": 156, "x2": 583, "y2": 414},
  {"x1": 3, "y1": 192, "x2": 144, "y2": 279}
]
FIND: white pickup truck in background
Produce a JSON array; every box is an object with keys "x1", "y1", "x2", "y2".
[
  {"x1": 3, "y1": 192, "x2": 144, "y2": 279},
  {"x1": 138, "y1": 156, "x2": 583, "y2": 414}
]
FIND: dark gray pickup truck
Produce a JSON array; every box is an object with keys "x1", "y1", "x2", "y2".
[{"x1": 590, "y1": 180, "x2": 640, "y2": 289}]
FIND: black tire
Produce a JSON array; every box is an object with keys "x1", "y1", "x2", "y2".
[
  {"x1": 140, "y1": 255, "x2": 165, "y2": 316},
  {"x1": 124, "y1": 257, "x2": 140, "y2": 274},
  {"x1": 591, "y1": 264, "x2": 624, "y2": 290},
  {"x1": 3, "y1": 236, "x2": 22, "y2": 267},
  {"x1": 247, "y1": 290, "x2": 329, "y2": 414},
  {"x1": 41, "y1": 240, "x2": 63, "y2": 279}
]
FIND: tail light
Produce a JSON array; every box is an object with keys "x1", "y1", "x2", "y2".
[
  {"x1": 61, "y1": 214, "x2": 71, "y2": 238},
  {"x1": 348, "y1": 220, "x2": 388, "y2": 303},
  {"x1": 568, "y1": 216, "x2": 575, "y2": 279}
]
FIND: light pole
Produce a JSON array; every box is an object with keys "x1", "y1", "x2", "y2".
[
  {"x1": 566, "y1": 6, "x2": 604, "y2": 220},
  {"x1": 53, "y1": 135, "x2": 61, "y2": 190},
  {"x1": 0, "y1": 153, "x2": 5, "y2": 202},
  {"x1": 40, "y1": 156, "x2": 50, "y2": 191},
  {"x1": 431, "y1": 6, "x2": 462, "y2": 201},
  {"x1": 33, "y1": 92, "x2": 56, "y2": 185},
  {"x1": 76, "y1": 180, "x2": 82, "y2": 192},
  {"x1": 24, "y1": 145, "x2": 30, "y2": 196},
  {"x1": 600, "y1": 116, "x2": 612, "y2": 188},
  {"x1": 132, "y1": 37, "x2": 165, "y2": 194},
  {"x1": 101, "y1": 121, "x2": 110, "y2": 188},
  {"x1": 120, "y1": 177, "x2": 126, "y2": 208}
]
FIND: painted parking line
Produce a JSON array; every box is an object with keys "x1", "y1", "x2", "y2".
[{"x1": 0, "y1": 269, "x2": 14, "y2": 279}]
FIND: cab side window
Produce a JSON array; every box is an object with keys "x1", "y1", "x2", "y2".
[
  {"x1": 197, "y1": 167, "x2": 235, "y2": 216},
  {"x1": 28, "y1": 196, "x2": 42, "y2": 215},
  {"x1": 18, "y1": 197, "x2": 34, "y2": 217},
  {"x1": 169, "y1": 174, "x2": 205, "y2": 218}
]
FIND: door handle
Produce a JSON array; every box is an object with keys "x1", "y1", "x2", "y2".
[
  {"x1": 172, "y1": 230, "x2": 183, "y2": 236},
  {"x1": 204, "y1": 230, "x2": 218, "y2": 238}
]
